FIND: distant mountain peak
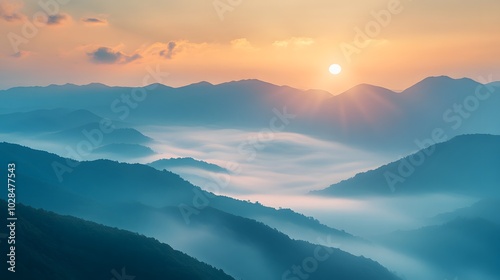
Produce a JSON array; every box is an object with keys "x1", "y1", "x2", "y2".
[
  {"x1": 144, "y1": 82, "x2": 173, "y2": 90},
  {"x1": 148, "y1": 157, "x2": 229, "y2": 173},
  {"x1": 404, "y1": 75, "x2": 480, "y2": 94},
  {"x1": 312, "y1": 134, "x2": 500, "y2": 197},
  {"x1": 422, "y1": 75, "x2": 479, "y2": 84},
  {"x1": 218, "y1": 78, "x2": 277, "y2": 87},
  {"x1": 84, "y1": 82, "x2": 109, "y2": 88},
  {"x1": 43, "y1": 82, "x2": 110, "y2": 89},
  {"x1": 187, "y1": 81, "x2": 214, "y2": 87},
  {"x1": 337, "y1": 83, "x2": 396, "y2": 97},
  {"x1": 232, "y1": 78, "x2": 268, "y2": 83}
]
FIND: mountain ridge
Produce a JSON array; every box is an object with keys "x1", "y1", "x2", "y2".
[
  {"x1": 312, "y1": 134, "x2": 500, "y2": 197},
  {"x1": 3, "y1": 75, "x2": 494, "y2": 96},
  {"x1": 2, "y1": 76, "x2": 499, "y2": 154},
  {"x1": 0, "y1": 199, "x2": 235, "y2": 280},
  {"x1": 0, "y1": 142, "x2": 400, "y2": 280}
]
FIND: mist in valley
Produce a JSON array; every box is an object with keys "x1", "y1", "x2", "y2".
[{"x1": 3, "y1": 125, "x2": 494, "y2": 279}]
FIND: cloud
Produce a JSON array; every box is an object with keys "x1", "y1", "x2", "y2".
[
  {"x1": 46, "y1": 14, "x2": 69, "y2": 25},
  {"x1": 9, "y1": 50, "x2": 30, "y2": 58},
  {"x1": 84, "y1": 41, "x2": 184, "y2": 65},
  {"x1": 83, "y1": 40, "x2": 231, "y2": 65},
  {"x1": 231, "y1": 38, "x2": 258, "y2": 51},
  {"x1": 159, "y1": 41, "x2": 177, "y2": 59},
  {"x1": 0, "y1": 0, "x2": 24, "y2": 22},
  {"x1": 87, "y1": 47, "x2": 141, "y2": 64},
  {"x1": 367, "y1": 39, "x2": 389, "y2": 47},
  {"x1": 125, "y1": 53, "x2": 142, "y2": 63},
  {"x1": 272, "y1": 37, "x2": 315, "y2": 48},
  {"x1": 82, "y1": 17, "x2": 108, "y2": 25},
  {"x1": 133, "y1": 40, "x2": 203, "y2": 62},
  {"x1": 88, "y1": 47, "x2": 120, "y2": 64},
  {"x1": 144, "y1": 126, "x2": 385, "y2": 195}
]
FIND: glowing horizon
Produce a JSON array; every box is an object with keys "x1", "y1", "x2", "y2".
[{"x1": 1, "y1": 0, "x2": 499, "y2": 93}]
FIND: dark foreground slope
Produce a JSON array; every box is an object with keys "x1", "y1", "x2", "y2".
[{"x1": 0, "y1": 200, "x2": 234, "y2": 280}]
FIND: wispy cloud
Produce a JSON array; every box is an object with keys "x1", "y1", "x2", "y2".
[
  {"x1": 272, "y1": 37, "x2": 315, "y2": 48},
  {"x1": 39, "y1": 13, "x2": 71, "y2": 26},
  {"x1": 87, "y1": 47, "x2": 141, "y2": 64},
  {"x1": 9, "y1": 50, "x2": 31, "y2": 58},
  {"x1": 0, "y1": 0, "x2": 24, "y2": 22},
  {"x1": 231, "y1": 38, "x2": 258, "y2": 51},
  {"x1": 159, "y1": 41, "x2": 177, "y2": 59},
  {"x1": 140, "y1": 40, "x2": 204, "y2": 61},
  {"x1": 82, "y1": 17, "x2": 108, "y2": 25}
]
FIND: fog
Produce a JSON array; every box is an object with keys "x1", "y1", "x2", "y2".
[
  {"x1": 236, "y1": 194, "x2": 477, "y2": 235},
  {"x1": 3, "y1": 126, "x2": 496, "y2": 280},
  {"x1": 160, "y1": 225, "x2": 276, "y2": 280},
  {"x1": 140, "y1": 125, "x2": 392, "y2": 195},
  {"x1": 2, "y1": 126, "x2": 392, "y2": 195},
  {"x1": 229, "y1": 193, "x2": 479, "y2": 280}
]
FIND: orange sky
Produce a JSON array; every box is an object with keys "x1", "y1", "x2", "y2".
[{"x1": 1, "y1": 0, "x2": 499, "y2": 93}]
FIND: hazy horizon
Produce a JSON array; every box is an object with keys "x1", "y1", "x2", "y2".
[
  {"x1": 1, "y1": 0, "x2": 499, "y2": 279},
  {"x1": 1, "y1": 74, "x2": 498, "y2": 95},
  {"x1": 1, "y1": 0, "x2": 499, "y2": 93}
]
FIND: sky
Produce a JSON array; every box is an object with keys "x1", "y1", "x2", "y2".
[{"x1": 1, "y1": 0, "x2": 499, "y2": 93}]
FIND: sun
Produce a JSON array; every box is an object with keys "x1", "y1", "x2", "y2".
[{"x1": 329, "y1": 64, "x2": 342, "y2": 75}]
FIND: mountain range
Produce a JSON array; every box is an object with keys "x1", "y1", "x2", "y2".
[
  {"x1": 0, "y1": 142, "x2": 398, "y2": 280},
  {"x1": 0, "y1": 200, "x2": 235, "y2": 280},
  {"x1": 1, "y1": 75, "x2": 499, "y2": 279},
  {"x1": 312, "y1": 134, "x2": 500, "y2": 197},
  {"x1": 148, "y1": 157, "x2": 230, "y2": 173},
  {"x1": 1, "y1": 76, "x2": 498, "y2": 153}
]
